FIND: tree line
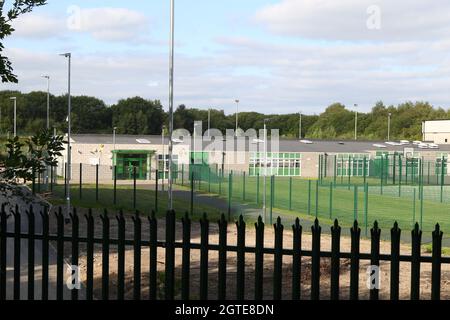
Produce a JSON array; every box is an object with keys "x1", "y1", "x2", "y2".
[{"x1": 1, "y1": 90, "x2": 449, "y2": 140}]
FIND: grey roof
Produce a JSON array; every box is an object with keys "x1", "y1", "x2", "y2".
[{"x1": 70, "y1": 134, "x2": 450, "y2": 153}]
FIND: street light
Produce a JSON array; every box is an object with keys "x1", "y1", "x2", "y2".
[
  {"x1": 41, "y1": 75, "x2": 50, "y2": 129},
  {"x1": 60, "y1": 52, "x2": 71, "y2": 220},
  {"x1": 207, "y1": 108, "x2": 211, "y2": 136},
  {"x1": 162, "y1": 125, "x2": 167, "y2": 191},
  {"x1": 354, "y1": 104, "x2": 358, "y2": 141},
  {"x1": 235, "y1": 99, "x2": 240, "y2": 135},
  {"x1": 9, "y1": 97, "x2": 16, "y2": 137},
  {"x1": 299, "y1": 112, "x2": 302, "y2": 140},
  {"x1": 168, "y1": 0, "x2": 175, "y2": 210},
  {"x1": 263, "y1": 118, "x2": 270, "y2": 223},
  {"x1": 113, "y1": 127, "x2": 117, "y2": 151},
  {"x1": 388, "y1": 113, "x2": 392, "y2": 141}
]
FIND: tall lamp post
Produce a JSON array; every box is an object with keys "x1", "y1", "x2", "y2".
[
  {"x1": 168, "y1": 0, "x2": 175, "y2": 210},
  {"x1": 113, "y1": 127, "x2": 117, "y2": 151},
  {"x1": 299, "y1": 112, "x2": 302, "y2": 140},
  {"x1": 235, "y1": 99, "x2": 240, "y2": 134},
  {"x1": 60, "y1": 53, "x2": 72, "y2": 220},
  {"x1": 10, "y1": 97, "x2": 16, "y2": 137},
  {"x1": 162, "y1": 125, "x2": 167, "y2": 191},
  {"x1": 207, "y1": 108, "x2": 211, "y2": 136},
  {"x1": 388, "y1": 113, "x2": 392, "y2": 141},
  {"x1": 354, "y1": 104, "x2": 358, "y2": 141},
  {"x1": 41, "y1": 75, "x2": 50, "y2": 129},
  {"x1": 262, "y1": 118, "x2": 269, "y2": 223}
]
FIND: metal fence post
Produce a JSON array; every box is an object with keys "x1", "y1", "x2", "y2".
[
  {"x1": 95, "y1": 164, "x2": 99, "y2": 202},
  {"x1": 273, "y1": 217, "x2": 283, "y2": 300},
  {"x1": 329, "y1": 182, "x2": 333, "y2": 219},
  {"x1": 354, "y1": 185, "x2": 358, "y2": 221},
  {"x1": 363, "y1": 156, "x2": 367, "y2": 185},
  {"x1": 191, "y1": 171, "x2": 194, "y2": 217},
  {"x1": 390, "y1": 222, "x2": 401, "y2": 300},
  {"x1": 256, "y1": 173, "x2": 260, "y2": 205},
  {"x1": 270, "y1": 175, "x2": 274, "y2": 224},
  {"x1": 364, "y1": 183, "x2": 369, "y2": 237},
  {"x1": 243, "y1": 171, "x2": 246, "y2": 201},
  {"x1": 196, "y1": 216, "x2": 209, "y2": 300},
  {"x1": 348, "y1": 155, "x2": 351, "y2": 190},
  {"x1": 333, "y1": 155, "x2": 337, "y2": 185},
  {"x1": 228, "y1": 171, "x2": 233, "y2": 221},
  {"x1": 181, "y1": 212, "x2": 191, "y2": 300},
  {"x1": 307, "y1": 180, "x2": 311, "y2": 215},
  {"x1": 133, "y1": 166, "x2": 137, "y2": 209},
  {"x1": 413, "y1": 188, "x2": 416, "y2": 226},
  {"x1": 181, "y1": 164, "x2": 185, "y2": 186},
  {"x1": 399, "y1": 156, "x2": 402, "y2": 197},
  {"x1": 155, "y1": 169, "x2": 159, "y2": 213},
  {"x1": 350, "y1": 221, "x2": 361, "y2": 300},
  {"x1": 79, "y1": 163, "x2": 82, "y2": 199},
  {"x1": 113, "y1": 165, "x2": 117, "y2": 205},
  {"x1": 165, "y1": 210, "x2": 176, "y2": 300},
  {"x1": 431, "y1": 224, "x2": 443, "y2": 300},
  {"x1": 441, "y1": 155, "x2": 445, "y2": 203},
  {"x1": 380, "y1": 156, "x2": 384, "y2": 194},
  {"x1": 289, "y1": 177, "x2": 293, "y2": 211},
  {"x1": 370, "y1": 221, "x2": 381, "y2": 300},
  {"x1": 311, "y1": 219, "x2": 321, "y2": 300},
  {"x1": 315, "y1": 179, "x2": 319, "y2": 218},
  {"x1": 411, "y1": 223, "x2": 422, "y2": 300}
]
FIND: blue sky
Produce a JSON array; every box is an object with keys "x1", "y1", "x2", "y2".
[{"x1": 3, "y1": 0, "x2": 450, "y2": 114}]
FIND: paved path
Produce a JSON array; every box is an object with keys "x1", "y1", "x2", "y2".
[{"x1": 1, "y1": 184, "x2": 77, "y2": 300}]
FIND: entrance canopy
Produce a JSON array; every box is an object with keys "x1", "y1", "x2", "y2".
[{"x1": 112, "y1": 150, "x2": 155, "y2": 180}]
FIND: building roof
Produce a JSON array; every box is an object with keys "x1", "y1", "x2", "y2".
[{"x1": 70, "y1": 134, "x2": 450, "y2": 153}]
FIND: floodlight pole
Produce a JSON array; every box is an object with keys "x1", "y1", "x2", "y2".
[
  {"x1": 60, "y1": 53, "x2": 72, "y2": 220},
  {"x1": 354, "y1": 104, "x2": 358, "y2": 141},
  {"x1": 299, "y1": 112, "x2": 302, "y2": 140},
  {"x1": 162, "y1": 126, "x2": 166, "y2": 191},
  {"x1": 263, "y1": 119, "x2": 268, "y2": 222},
  {"x1": 207, "y1": 108, "x2": 211, "y2": 136},
  {"x1": 113, "y1": 127, "x2": 117, "y2": 151},
  {"x1": 168, "y1": 0, "x2": 175, "y2": 210},
  {"x1": 42, "y1": 75, "x2": 50, "y2": 129},
  {"x1": 235, "y1": 99, "x2": 239, "y2": 134},
  {"x1": 388, "y1": 113, "x2": 392, "y2": 141}
]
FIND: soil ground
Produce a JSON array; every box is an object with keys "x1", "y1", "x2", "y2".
[{"x1": 49, "y1": 207, "x2": 450, "y2": 300}]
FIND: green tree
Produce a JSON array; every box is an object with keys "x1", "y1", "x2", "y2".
[
  {"x1": 112, "y1": 97, "x2": 165, "y2": 135},
  {"x1": 1, "y1": 0, "x2": 48, "y2": 83},
  {"x1": 2, "y1": 129, "x2": 63, "y2": 182}
]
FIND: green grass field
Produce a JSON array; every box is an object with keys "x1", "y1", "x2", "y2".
[
  {"x1": 183, "y1": 174, "x2": 450, "y2": 234},
  {"x1": 49, "y1": 184, "x2": 225, "y2": 220}
]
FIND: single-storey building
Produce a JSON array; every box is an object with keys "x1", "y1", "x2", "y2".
[
  {"x1": 57, "y1": 134, "x2": 450, "y2": 183},
  {"x1": 423, "y1": 120, "x2": 450, "y2": 144}
]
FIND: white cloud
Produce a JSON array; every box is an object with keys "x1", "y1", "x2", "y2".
[
  {"x1": 255, "y1": 0, "x2": 450, "y2": 41},
  {"x1": 67, "y1": 7, "x2": 149, "y2": 42},
  {"x1": 12, "y1": 14, "x2": 64, "y2": 39},
  {"x1": 11, "y1": 7, "x2": 150, "y2": 42}
]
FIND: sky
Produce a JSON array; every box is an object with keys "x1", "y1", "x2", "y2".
[{"x1": 2, "y1": 0, "x2": 450, "y2": 115}]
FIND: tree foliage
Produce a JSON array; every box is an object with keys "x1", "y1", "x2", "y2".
[
  {"x1": 1, "y1": 0, "x2": 47, "y2": 83},
  {"x1": 1, "y1": 129, "x2": 64, "y2": 182},
  {"x1": 1, "y1": 90, "x2": 449, "y2": 140}
]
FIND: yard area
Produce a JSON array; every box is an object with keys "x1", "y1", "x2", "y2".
[
  {"x1": 185, "y1": 174, "x2": 450, "y2": 235},
  {"x1": 47, "y1": 183, "x2": 226, "y2": 220}
]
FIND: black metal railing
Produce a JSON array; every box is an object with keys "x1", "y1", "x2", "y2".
[{"x1": 0, "y1": 203, "x2": 447, "y2": 300}]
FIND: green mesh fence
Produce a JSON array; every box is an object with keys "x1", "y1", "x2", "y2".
[{"x1": 175, "y1": 161, "x2": 450, "y2": 236}]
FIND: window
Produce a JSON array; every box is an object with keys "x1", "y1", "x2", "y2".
[{"x1": 249, "y1": 152, "x2": 302, "y2": 177}]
